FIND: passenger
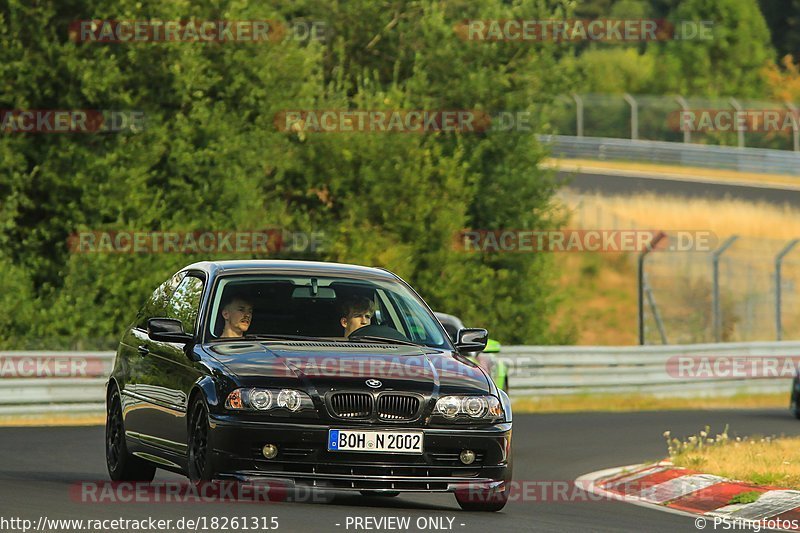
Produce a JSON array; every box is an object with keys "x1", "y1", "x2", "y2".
[
  {"x1": 220, "y1": 294, "x2": 254, "y2": 338},
  {"x1": 339, "y1": 295, "x2": 374, "y2": 337}
]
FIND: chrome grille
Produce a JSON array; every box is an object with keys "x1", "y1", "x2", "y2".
[
  {"x1": 329, "y1": 392, "x2": 372, "y2": 418},
  {"x1": 377, "y1": 394, "x2": 420, "y2": 421}
]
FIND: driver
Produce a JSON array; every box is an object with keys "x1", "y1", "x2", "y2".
[
  {"x1": 220, "y1": 294, "x2": 254, "y2": 338},
  {"x1": 339, "y1": 295, "x2": 374, "y2": 338}
]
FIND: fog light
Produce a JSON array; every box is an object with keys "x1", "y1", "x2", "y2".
[
  {"x1": 262, "y1": 444, "x2": 278, "y2": 459},
  {"x1": 459, "y1": 449, "x2": 476, "y2": 465}
]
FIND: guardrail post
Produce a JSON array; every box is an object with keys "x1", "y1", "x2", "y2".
[
  {"x1": 638, "y1": 232, "x2": 667, "y2": 345},
  {"x1": 787, "y1": 102, "x2": 799, "y2": 152},
  {"x1": 624, "y1": 93, "x2": 638, "y2": 140},
  {"x1": 676, "y1": 96, "x2": 690, "y2": 144},
  {"x1": 775, "y1": 239, "x2": 800, "y2": 340},
  {"x1": 729, "y1": 98, "x2": 745, "y2": 148},
  {"x1": 572, "y1": 94, "x2": 584, "y2": 137},
  {"x1": 712, "y1": 236, "x2": 738, "y2": 343}
]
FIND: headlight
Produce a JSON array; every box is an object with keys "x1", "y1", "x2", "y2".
[
  {"x1": 251, "y1": 390, "x2": 272, "y2": 410},
  {"x1": 434, "y1": 395, "x2": 504, "y2": 422},
  {"x1": 225, "y1": 388, "x2": 312, "y2": 412},
  {"x1": 277, "y1": 389, "x2": 301, "y2": 411},
  {"x1": 462, "y1": 396, "x2": 488, "y2": 417},
  {"x1": 436, "y1": 396, "x2": 461, "y2": 418}
]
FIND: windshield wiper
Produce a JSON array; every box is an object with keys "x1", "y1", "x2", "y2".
[
  {"x1": 243, "y1": 334, "x2": 332, "y2": 341},
  {"x1": 348, "y1": 335, "x2": 424, "y2": 347}
]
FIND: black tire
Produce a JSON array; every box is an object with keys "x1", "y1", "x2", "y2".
[
  {"x1": 106, "y1": 388, "x2": 156, "y2": 482},
  {"x1": 359, "y1": 490, "x2": 400, "y2": 497},
  {"x1": 187, "y1": 397, "x2": 215, "y2": 482},
  {"x1": 454, "y1": 483, "x2": 510, "y2": 512}
]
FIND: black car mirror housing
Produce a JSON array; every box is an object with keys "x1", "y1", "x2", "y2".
[
  {"x1": 148, "y1": 317, "x2": 194, "y2": 344},
  {"x1": 455, "y1": 328, "x2": 488, "y2": 352}
]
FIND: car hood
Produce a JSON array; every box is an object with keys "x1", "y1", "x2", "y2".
[{"x1": 205, "y1": 341, "x2": 491, "y2": 396}]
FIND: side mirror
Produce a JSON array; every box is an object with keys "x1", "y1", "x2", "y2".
[
  {"x1": 148, "y1": 318, "x2": 194, "y2": 344},
  {"x1": 455, "y1": 328, "x2": 488, "y2": 352}
]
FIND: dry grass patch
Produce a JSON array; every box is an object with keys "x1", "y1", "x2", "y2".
[
  {"x1": 550, "y1": 191, "x2": 800, "y2": 344},
  {"x1": 565, "y1": 192, "x2": 800, "y2": 240},
  {"x1": 545, "y1": 158, "x2": 800, "y2": 189},
  {"x1": 668, "y1": 426, "x2": 800, "y2": 489},
  {"x1": 512, "y1": 393, "x2": 787, "y2": 414},
  {"x1": 549, "y1": 252, "x2": 638, "y2": 345},
  {"x1": 0, "y1": 414, "x2": 104, "y2": 427}
]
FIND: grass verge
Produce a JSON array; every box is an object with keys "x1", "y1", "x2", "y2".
[
  {"x1": 512, "y1": 392, "x2": 788, "y2": 414},
  {"x1": 0, "y1": 413, "x2": 104, "y2": 427},
  {"x1": 545, "y1": 158, "x2": 800, "y2": 189},
  {"x1": 668, "y1": 426, "x2": 800, "y2": 490},
  {"x1": 566, "y1": 191, "x2": 800, "y2": 240}
]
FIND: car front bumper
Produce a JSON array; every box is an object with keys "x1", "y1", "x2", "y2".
[{"x1": 208, "y1": 416, "x2": 512, "y2": 492}]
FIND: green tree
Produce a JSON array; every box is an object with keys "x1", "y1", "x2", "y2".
[
  {"x1": 0, "y1": 0, "x2": 577, "y2": 348},
  {"x1": 645, "y1": 0, "x2": 774, "y2": 97}
]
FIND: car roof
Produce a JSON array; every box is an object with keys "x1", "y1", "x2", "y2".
[
  {"x1": 183, "y1": 260, "x2": 400, "y2": 281},
  {"x1": 434, "y1": 312, "x2": 464, "y2": 329}
]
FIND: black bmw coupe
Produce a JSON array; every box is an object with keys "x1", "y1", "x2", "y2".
[{"x1": 106, "y1": 260, "x2": 512, "y2": 511}]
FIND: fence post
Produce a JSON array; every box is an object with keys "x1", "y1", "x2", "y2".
[
  {"x1": 775, "y1": 239, "x2": 800, "y2": 340},
  {"x1": 573, "y1": 94, "x2": 584, "y2": 137},
  {"x1": 639, "y1": 231, "x2": 667, "y2": 345},
  {"x1": 712, "y1": 236, "x2": 738, "y2": 343},
  {"x1": 729, "y1": 97, "x2": 745, "y2": 148},
  {"x1": 643, "y1": 272, "x2": 668, "y2": 344},
  {"x1": 676, "y1": 96, "x2": 690, "y2": 144},
  {"x1": 787, "y1": 102, "x2": 799, "y2": 152},
  {"x1": 624, "y1": 93, "x2": 638, "y2": 140}
]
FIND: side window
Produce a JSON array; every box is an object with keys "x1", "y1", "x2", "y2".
[
  {"x1": 135, "y1": 272, "x2": 185, "y2": 330},
  {"x1": 375, "y1": 289, "x2": 404, "y2": 334},
  {"x1": 388, "y1": 292, "x2": 445, "y2": 345},
  {"x1": 166, "y1": 275, "x2": 205, "y2": 335}
]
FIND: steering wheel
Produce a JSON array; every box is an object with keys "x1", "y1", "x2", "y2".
[{"x1": 349, "y1": 324, "x2": 411, "y2": 342}]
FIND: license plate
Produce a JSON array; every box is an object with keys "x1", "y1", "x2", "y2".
[{"x1": 327, "y1": 429, "x2": 423, "y2": 454}]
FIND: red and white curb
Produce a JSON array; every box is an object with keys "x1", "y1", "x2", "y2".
[{"x1": 576, "y1": 462, "x2": 800, "y2": 531}]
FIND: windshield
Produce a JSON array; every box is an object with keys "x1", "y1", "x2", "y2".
[{"x1": 206, "y1": 274, "x2": 450, "y2": 349}]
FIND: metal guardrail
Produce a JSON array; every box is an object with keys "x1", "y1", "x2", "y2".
[
  {"x1": 539, "y1": 135, "x2": 800, "y2": 176},
  {"x1": 502, "y1": 341, "x2": 800, "y2": 397},
  {"x1": 0, "y1": 352, "x2": 112, "y2": 415},
  {"x1": 0, "y1": 344, "x2": 796, "y2": 416}
]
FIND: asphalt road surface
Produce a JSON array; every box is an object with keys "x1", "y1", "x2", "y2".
[
  {"x1": 1, "y1": 409, "x2": 798, "y2": 533},
  {"x1": 560, "y1": 171, "x2": 800, "y2": 206}
]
